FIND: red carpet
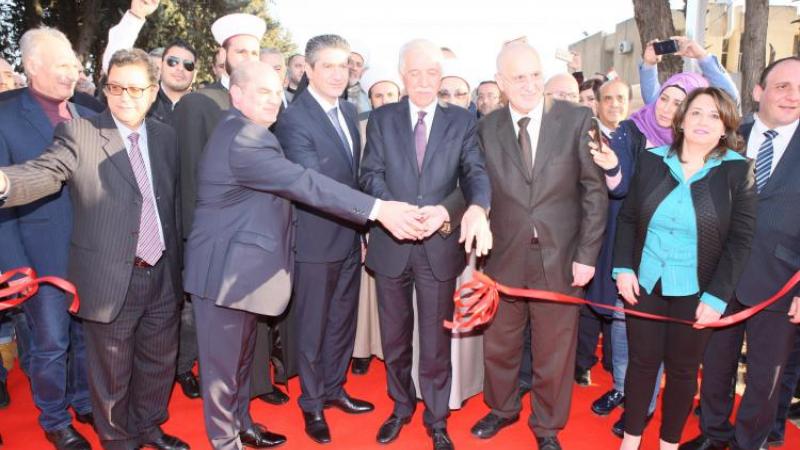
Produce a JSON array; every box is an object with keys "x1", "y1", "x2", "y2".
[{"x1": 2, "y1": 358, "x2": 798, "y2": 449}]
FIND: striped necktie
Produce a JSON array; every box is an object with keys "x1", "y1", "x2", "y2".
[
  {"x1": 127, "y1": 132, "x2": 164, "y2": 265},
  {"x1": 754, "y1": 129, "x2": 778, "y2": 193}
]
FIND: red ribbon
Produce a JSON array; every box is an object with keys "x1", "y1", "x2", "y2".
[
  {"x1": 445, "y1": 271, "x2": 800, "y2": 332},
  {"x1": 0, "y1": 267, "x2": 80, "y2": 313}
]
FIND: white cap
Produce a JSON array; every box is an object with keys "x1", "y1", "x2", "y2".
[
  {"x1": 441, "y1": 59, "x2": 470, "y2": 89},
  {"x1": 360, "y1": 63, "x2": 401, "y2": 95},
  {"x1": 211, "y1": 13, "x2": 266, "y2": 46}
]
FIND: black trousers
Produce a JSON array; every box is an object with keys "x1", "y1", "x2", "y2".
[
  {"x1": 176, "y1": 295, "x2": 197, "y2": 375},
  {"x1": 83, "y1": 261, "x2": 179, "y2": 450},
  {"x1": 624, "y1": 283, "x2": 712, "y2": 443},
  {"x1": 698, "y1": 298, "x2": 797, "y2": 450},
  {"x1": 374, "y1": 244, "x2": 455, "y2": 430},
  {"x1": 576, "y1": 305, "x2": 613, "y2": 372},
  {"x1": 292, "y1": 245, "x2": 362, "y2": 413}
]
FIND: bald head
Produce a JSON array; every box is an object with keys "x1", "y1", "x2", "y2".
[
  {"x1": 495, "y1": 42, "x2": 544, "y2": 113},
  {"x1": 0, "y1": 59, "x2": 14, "y2": 93},
  {"x1": 230, "y1": 61, "x2": 284, "y2": 127},
  {"x1": 544, "y1": 73, "x2": 579, "y2": 103}
]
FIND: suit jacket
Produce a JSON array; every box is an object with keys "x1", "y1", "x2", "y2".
[
  {"x1": 736, "y1": 122, "x2": 800, "y2": 311},
  {"x1": 360, "y1": 99, "x2": 491, "y2": 281},
  {"x1": 0, "y1": 110, "x2": 183, "y2": 323},
  {"x1": 0, "y1": 88, "x2": 95, "y2": 278},
  {"x1": 172, "y1": 82, "x2": 230, "y2": 236},
  {"x1": 613, "y1": 149, "x2": 757, "y2": 306},
  {"x1": 478, "y1": 101, "x2": 608, "y2": 296},
  {"x1": 274, "y1": 89, "x2": 363, "y2": 263},
  {"x1": 183, "y1": 110, "x2": 376, "y2": 315}
]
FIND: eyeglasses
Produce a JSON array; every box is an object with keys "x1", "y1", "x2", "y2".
[
  {"x1": 104, "y1": 83, "x2": 154, "y2": 99},
  {"x1": 165, "y1": 56, "x2": 195, "y2": 72},
  {"x1": 545, "y1": 91, "x2": 579, "y2": 101},
  {"x1": 438, "y1": 90, "x2": 470, "y2": 100}
]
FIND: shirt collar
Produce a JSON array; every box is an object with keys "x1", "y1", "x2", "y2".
[
  {"x1": 409, "y1": 98, "x2": 438, "y2": 120},
  {"x1": 752, "y1": 113, "x2": 799, "y2": 140},
  {"x1": 508, "y1": 101, "x2": 544, "y2": 127},
  {"x1": 111, "y1": 114, "x2": 147, "y2": 143},
  {"x1": 649, "y1": 144, "x2": 745, "y2": 183},
  {"x1": 307, "y1": 85, "x2": 340, "y2": 113},
  {"x1": 221, "y1": 75, "x2": 230, "y2": 90}
]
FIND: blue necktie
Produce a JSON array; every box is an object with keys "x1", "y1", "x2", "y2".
[
  {"x1": 754, "y1": 129, "x2": 778, "y2": 193},
  {"x1": 327, "y1": 106, "x2": 353, "y2": 165}
]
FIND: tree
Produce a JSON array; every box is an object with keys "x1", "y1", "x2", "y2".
[
  {"x1": 739, "y1": 0, "x2": 769, "y2": 115},
  {"x1": 632, "y1": 0, "x2": 683, "y2": 82}
]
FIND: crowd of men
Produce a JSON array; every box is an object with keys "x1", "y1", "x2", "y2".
[{"x1": 0, "y1": 1, "x2": 799, "y2": 450}]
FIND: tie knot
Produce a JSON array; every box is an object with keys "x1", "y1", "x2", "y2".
[
  {"x1": 417, "y1": 110, "x2": 427, "y2": 123},
  {"x1": 128, "y1": 132, "x2": 140, "y2": 146},
  {"x1": 518, "y1": 117, "x2": 531, "y2": 129},
  {"x1": 764, "y1": 129, "x2": 778, "y2": 140},
  {"x1": 327, "y1": 107, "x2": 339, "y2": 119}
]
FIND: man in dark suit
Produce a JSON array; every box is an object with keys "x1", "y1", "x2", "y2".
[
  {"x1": 0, "y1": 49, "x2": 188, "y2": 450},
  {"x1": 183, "y1": 61, "x2": 424, "y2": 450},
  {"x1": 360, "y1": 39, "x2": 492, "y2": 450},
  {"x1": 469, "y1": 42, "x2": 607, "y2": 450},
  {"x1": 680, "y1": 56, "x2": 800, "y2": 450},
  {"x1": 0, "y1": 27, "x2": 94, "y2": 450},
  {"x1": 273, "y1": 34, "x2": 374, "y2": 444}
]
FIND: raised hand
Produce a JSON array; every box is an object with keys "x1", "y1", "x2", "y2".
[
  {"x1": 131, "y1": 0, "x2": 160, "y2": 18},
  {"x1": 616, "y1": 271, "x2": 640, "y2": 305},
  {"x1": 568, "y1": 51, "x2": 582, "y2": 73},
  {"x1": 417, "y1": 205, "x2": 449, "y2": 238},
  {"x1": 571, "y1": 262, "x2": 595, "y2": 287},
  {"x1": 588, "y1": 131, "x2": 618, "y2": 171},
  {"x1": 672, "y1": 36, "x2": 708, "y2": 60},
  {"x1": 459, "y1": 205, "x2": 492, "y2": 257},
  {"x1": 376, "y1": 201, "x2": 425, "y2": 241},
  {"x1": 642, "y1": 39, "x2": 662, "y2": 67}
]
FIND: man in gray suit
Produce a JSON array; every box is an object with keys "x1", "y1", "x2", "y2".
[
  {"x1": 183, "y1": 61, "x2": 426, "y2": 450},
  {"x1": 0, "y1": 49, "x2": 188, "y2": 450}
]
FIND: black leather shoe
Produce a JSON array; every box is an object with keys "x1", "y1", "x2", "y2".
[
  {"x1": 536, "y1": 436, "x2": 562, "y2": 450},
  {"x1": 574, "y1": 367, "x2": 591, "y2": 386},
  {"x1": 142, "y1": 433, "x2": 190, "y2": 450},
  {"x1": 175, "y1": 371, "x2": 200, "y2": 399},
  {"x1": 470, "y1": 412, "x2": 519, "y2": 439},
  {"x1": 787, "y1": 401, "x2": 800, "y2": 420},
  {"x1": 678, "y1": 434, "x2": 729, "y2": 450},
  {"x1": 591, "y1": 389, "x2": 624, "y2": 416},
  {"x1": 0, "y1": 379, "x2": 9, "y2": 408},
  {"x1": 303, "y1": 411, "x2": 331, "y2": 444},
  {"x1": 611, "y1": 411, "x2": 654, "y2": 439},
  {"x1": 376, "y1": 414, "x2": 410, "y2": 444},
  {"x1": 323, "y1": 394, "x2": 374, "y2": 414},
  {"x1": 765, "y1": 431, "x2": 783, "y2": 448},
  {"x1": 694, "y1": 404, "x2": 702, "y2": 417},
  {"x1": 239, "y1": 423, "x2": 287, "y2": 448},
  {"x1": 73, "y1": 411, "x2": 93, "y2": 427},
  {"x1": 351, "y1": 357, "x2": 371, "y2": 375},
  {"x1": 256, "y1": 386, "x2": 290, "y2": 405},
  {"x1": 44, "y1": 426, "x2": 91, "y2": 450},
  {"x1": 428, "y1": 428, "x2": 454, "y2": 450}
]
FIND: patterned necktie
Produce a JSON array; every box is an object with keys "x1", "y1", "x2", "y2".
[
  {"x1": 327, "y1": 106, "x2": 353, "y2": 164},
  {"x1": 415, "y1": 111, "x2": 427, "y2": 171},
  {"x1": 127, "y1": 132, "x2": 164, "y2": 265},
  {"x1": 754, "y1": 129, "x2": 778, "y2": 193},
  {"x1": 517, "y1": 117, "x2": 533, "y2": 176}
]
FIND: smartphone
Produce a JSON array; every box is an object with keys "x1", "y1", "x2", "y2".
[
  {"x1": 589, "y1": 117, "x2": 605, "y2": 148},
  {"x1": 653, "y1": 39, "x2": 679, "y2": 56},
  {"x1": 555, "y1": 48, "x2": 573, "y2": 63}
]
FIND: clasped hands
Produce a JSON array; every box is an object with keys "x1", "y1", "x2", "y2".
[{"x1": 376, "y1": 202, "x2": 493, "y2": 256}]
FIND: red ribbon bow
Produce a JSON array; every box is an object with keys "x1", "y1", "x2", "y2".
[
  {"x1": 445, "y1": 271, "x2": 800, "y2": 332},
  {"x1": 0, "y1": 267, "x2": 80, "y2": 313}
]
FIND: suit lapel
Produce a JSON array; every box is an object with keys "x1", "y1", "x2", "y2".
[
  {"x1": 20, "y1": 89, "x2": 55, "y2": 142},
  {"x1": 532, "y1": 101, "x2": 559, "y2": 181},
  {"x1": 421, "y1": 104, "x2": 450, "y2": 173},
  {"x1": 762, "y1": 126, "x2": 800, "y2": 197},
  {"x1": 300, "y1": 91, "x2": 354, "y2": 171},
  {"x1": 393, "y1": 99, "x2": 419, "y2": 177},
  {"x1": 497, "y1": 107, "x2": 532, "y2": 183},
  {"x1": 145, "y1": 120, "x2": 172, "y2": 226},
  {"x1": 342, "y1": 105, "x2": 361, "y2": 175},
  {"x1": 98, "y1": 111, "x2": 139, "y2": 192}
]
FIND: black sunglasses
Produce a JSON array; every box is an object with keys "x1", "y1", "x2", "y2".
[{"x1": 165, "y1": 56, "x2": 195, "y2": 72}]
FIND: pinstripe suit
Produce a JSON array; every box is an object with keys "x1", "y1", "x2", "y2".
[{"x1": 0, "y1": 110, "x2": 183, "y2": 450}]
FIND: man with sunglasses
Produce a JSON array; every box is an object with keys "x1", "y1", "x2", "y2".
[{"x1": 148, "y1": 39, "x2": 197, "y2": 125}]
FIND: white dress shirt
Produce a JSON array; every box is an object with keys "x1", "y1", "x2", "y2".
[
  {"x1": 746, "y1": 114, "x2": 800, "y2": 173},
  {"x1": 307, "y1": 86, "x2": 354, "y2": 154},
  {"x1": 408, "y1": 98, "x2": 438, "y2": 142},
  {"x1": 508, "y1": 101, "x2": 545, "y2": 168},
  {"x1": 112, "y1": 116, "x2": 166, "y2": 247},
  {"x1": 102, "y1": 10, "x2": 146, "y2": 73}
]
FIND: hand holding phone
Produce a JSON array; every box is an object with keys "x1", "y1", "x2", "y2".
[{"x1": 653, "y1": 39, "x2": 679, "y2": 56}]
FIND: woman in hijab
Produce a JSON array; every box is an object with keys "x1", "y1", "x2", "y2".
[{"x1": 586, "y1": 72, "x2": 710, "y2": 438}]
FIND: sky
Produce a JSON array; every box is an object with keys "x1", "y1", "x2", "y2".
[{"x1": 271, "y1": 0, "x2": 798, "y2": 87}]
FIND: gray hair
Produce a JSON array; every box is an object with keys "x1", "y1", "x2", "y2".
[
  {"x1": 230, "y1": 60, "x2": 278, "y2": 89},
  {"x1": 304, "y1": 34, "x2": 350, "y2": 67},
  {"x1": 398, "y1": 39, "x2": 443, "y2": 74},
  {"x1": 19, "y1": 27, "x2": 74, "y2": 75},
  {"x1": 108, "y1": 49, "x2": 159, "y2": 85},
  {"x1": 260, "y1": 47, "x2": 284, "y2": 58}
]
